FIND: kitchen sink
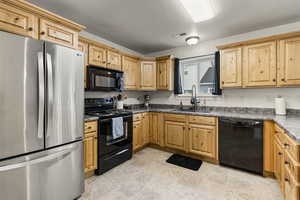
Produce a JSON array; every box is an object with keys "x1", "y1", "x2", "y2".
[{"x1": 172, "y1": 107, "x2": 211, "y2": 113}]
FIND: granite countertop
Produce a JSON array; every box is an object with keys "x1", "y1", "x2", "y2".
[
  {"x1": 127, "y1": 107, "x2": 300, "y2": 142},
  {"x1": 84, "y1": 115, "x2": 99, "y2": 121}
]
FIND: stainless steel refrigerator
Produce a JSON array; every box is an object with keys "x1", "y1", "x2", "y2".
[{"x1": 0, "y1": 31, "x2": 84, "y2": 200}]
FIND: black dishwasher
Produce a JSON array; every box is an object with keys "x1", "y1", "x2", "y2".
[{"x1": 219, "y1": 117, "x2": 263, "y2": 175}]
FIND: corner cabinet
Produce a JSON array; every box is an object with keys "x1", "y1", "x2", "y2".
[
  {"x1": 140, "y1": 61, "x2": 156, "y2": 90},
  {"x1": 278, "y1": 36, "x2": 300, "y2": 86},
  {"x1": 156, "y1": 56, "x2": 174, "y2": 91},
  {"x1": 220, "y1": 47, "x2": 242, "y2": 88},
  {"x1": 122, "y1": 56, "x2": 140, "y2": 90},
  {"x1": 243, "y1": 41, "x2": 277, "y2": 87}
]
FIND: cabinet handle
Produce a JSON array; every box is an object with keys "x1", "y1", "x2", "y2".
[
  {"x1": 28, "y1": 27, "x2": 33, "y2": 31},
  {"x1": 40, "y1": 31, "x2": 45, "y2": 35},
  {"x1": 281, "y1": 78, "x2": 285, "y2": 82},
  {"x1": 285, "y1": 161, "x2": 290, "y2": 165},
  {"x1": 285, "y1": 178, "x2": 290, "y2": 183},
  {"x1": 15, "y1": 17, "x2": 19, "y2": 21},
  {"x1": 272, "y1": 79, "x2": 276, "y2": 82},
  {"x1": 284, "y1": 143, "x2": 290, "y2": 147},
  {"x1": 278, "y1": 152, "x2": 282, "y2": 155},
  {"x1": 222, "y1": 81, "x2": 224, "y2": 84}
]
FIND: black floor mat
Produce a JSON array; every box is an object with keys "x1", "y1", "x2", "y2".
[{"x1": 166, "y1": 154, "x2": 202, "y2": 171}]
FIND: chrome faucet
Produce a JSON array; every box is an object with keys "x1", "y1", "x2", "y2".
[{"x1": 190, "y1": 84, "x2": 200, "y2": 111}]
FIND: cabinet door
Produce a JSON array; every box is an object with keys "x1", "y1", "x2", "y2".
[
  {"x1": 107, "y1": 50, "x2": 122, "y2": 71},
  {"x1": 188, "y1": 124, "x2": 216, "y2": 158},
  {"x1": 220, "y1": 47, "x2": 242, "y2": 88},
  {"x1": 142, "y1": 113, "x2": 150, "y2": 145},
  {"x1": 78, "y1": 41, "x2": 89, "y2": 88},
  {"x1": 157, "y1": 60, "x2": 169, "y2": 90},
  {"x1": 165, "y1": 121, "x2": 186, "y2": 151},
  {"x1": 0, "y1": 3, "x2": 38, "y2": 39},
  {"x1": 150, "y1": 113, "x2": 159, "y2": 145},
  {"x1": 133, "y1": 120, "x2": 142, "y2": 151},
  {"x1": 274, "y1": 139, "x2": 284, "y2": 191},
  {"x1": 84, "y1": 132, "x2": 97, "y2": 173},
  {"x1": 278, "y1": 37, "x2": 300, "y2": 86},
  {"x1": 39, "y1": 18, "x2": 78, "y2": 49},
  {"x1": 122, "y1": 56, "x2": 140, "y2": 90},
  {"x1": 89, "y1": 45, "x2": 107, "y2": 67},
  {"x1": 243, "y1": 41, "x2": 277, "y2": 87},
  {"x1": 140, "y1": 61, "x2": 156, "y2": 90}
]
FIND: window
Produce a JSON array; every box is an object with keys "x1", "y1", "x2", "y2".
[{"x1": 179, "y1": 54, "x2": 215, "y2": 96}]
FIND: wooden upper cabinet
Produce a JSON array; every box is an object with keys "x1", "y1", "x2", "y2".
[
  {"x1": 156, "y1": 56, "x2": 174, "y2": 91},
  {"x1": 39, "y1": 18, "x2": 79, "y2": 49},
  {"x1": 107, "y1": 50, "x2": 122, "y2": 71},
  {"x1": 165, "y1": 121, "x2": 186, "y2": 151},
  {"x1": 140, "y1": 61, "x2": 156, "y2": 90},
  {"x1": 188, "y1": 124, "x2": 216, "y2": 159},
  {"x1": 89, "y1": 45, "x2": 107, "y2": 67},
  {"x1": 78, "y1": 40, "x2": 89, "y2": 88},
  {"x1": 220, "y1": 47, "x2": 242, "y2": 88},
  {"x1": 278, "y1": 36, "x2": 300, "y2": 86},
  {"x1": 122, "y1": 56, "x2": 140, "y2": 90},
  {"x1": 0, "y1": 2, "x2": 38, "y2": 38},
  {"x1": 243, "y1": 41, "x2": 277, "y2": 87}
]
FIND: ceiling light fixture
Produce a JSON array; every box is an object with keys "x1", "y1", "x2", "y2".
[
  {"x1": 185, "y1": 36, "x2": 200, "y2": 45},
  {"x1": 179, "y1": 0, "x2": 215, "y2": 23}
]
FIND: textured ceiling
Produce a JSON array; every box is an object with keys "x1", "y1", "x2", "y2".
[{"x1": 28, "y1": 0, "x2": 300, "y2": 54}]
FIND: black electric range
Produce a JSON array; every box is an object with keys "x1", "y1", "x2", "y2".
[{"x1": 85, "y1": 98, "x2": 133, "y2": 175}]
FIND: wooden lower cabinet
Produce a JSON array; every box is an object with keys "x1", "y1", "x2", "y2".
[
  {"x1": 133, "y1": 120, "x2": 142, "y2": 151},
  {"x1": 150, "y1": 112, "x2": 165, "y2": 147},
  {"x1": 274, "y1": 137, "x2": 285, "y2": 190},
  {"x1": 84, "y1": 132, "x2": 98, "y2": 173},
  {"x1": 284, "y1": 165, "x2": 300, "y2": 200},
  {"x1": 188, "y1": 124, "x2": 216, "y2": 159},
  {"x1": 142, "y1": 113, "x2": 150, "y2": 146},
  {"x1": 164, "y1": 121, "x2": 186, "y2": 151}
]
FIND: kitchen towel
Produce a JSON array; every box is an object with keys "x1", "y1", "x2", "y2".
[
  {"x1": 112, "y1": 117, "x2": 124, "y2": 139},
  {"x1": 275, "y1": 96, "x2": 286, "y2": 115}
]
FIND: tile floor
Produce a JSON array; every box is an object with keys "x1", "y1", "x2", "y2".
[{"x1": 80, "y1": 148, "x2": 283, "y2": 200}]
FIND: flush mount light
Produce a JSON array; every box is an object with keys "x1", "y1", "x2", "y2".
[
  {"x1": 185, "y1": 36, "x2": 200, "y2": 45},
  {"x1": 179, "y1": 0, "x2": 215, "y2": 23}
]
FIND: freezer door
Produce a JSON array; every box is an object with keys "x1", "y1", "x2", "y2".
[
  {"x1": 45, "y1": 42, "x2": 84, "y2": 148},
  {"x1": 0, "y1": 141, "x2": 84, "y2": 200},
  {"x1": 0, "y1": 31, "x2": 45, "y2": 160}
]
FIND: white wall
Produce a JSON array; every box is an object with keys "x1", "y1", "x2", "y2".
[
  {"x1": 146, "y1": 21, "x2": 300, "y2": 109},
  {"x1": 81, "y1": 31, "x2": 144, "y2": 104}
]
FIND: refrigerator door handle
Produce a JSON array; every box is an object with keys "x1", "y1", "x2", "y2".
[
  {"x1": 0, "y1": 146, "x2": 75, "y2": 172},
  {"x1": 38, "y1": 52, "x2": 45, "y2": 139},
  {"x1": 46, "y1": 53, "x2": 54, "y2": 137}
]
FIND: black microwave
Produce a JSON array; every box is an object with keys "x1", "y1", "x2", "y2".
[{"x1": 86, "y1": 65, "x2": 124, "y2": 91}]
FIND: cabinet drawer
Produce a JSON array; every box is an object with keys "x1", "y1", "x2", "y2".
[
  {"x1": 39, "y1": 18, "x2": 78, "y2": 49},
  {"x1": 188, "y1": 115, "x2": 216, "y2": 125},
  {"x1": 0, "y1": 3, "x2": 38, "y2": 38},
  {"x1": 133, "y1": 113, "x2": 142, "y2": 121},
  {"x1": 285, "y1": 151, "x2": 300, "y2": 183},
  {"x1": 284, "y1": 165, "x2": 300, "y2": 200},
  {"x1": 284, "y1": 134, "x2": 300, "y2": 163},
  {"x1": 164, "y1": 113, "x2": 186, "y2": 122},
  {"x1": 84, "y1": 121, "x2": 98, "y2": 133}
]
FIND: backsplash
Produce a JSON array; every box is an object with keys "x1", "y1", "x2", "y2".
[
  {"x1": 85, "y1": 91, "x2": 144, "y2": 105},
  {"x1": 146, "y1": 88, "x2": 300, "y2": 109}
]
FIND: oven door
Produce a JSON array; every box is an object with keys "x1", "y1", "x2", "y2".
[
  {"x1": 87, "y1": 66, "x2": 123, "y2": 91},
  {"x1": 98, "y1": 115, "x2": 133, "y2": 155}
]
